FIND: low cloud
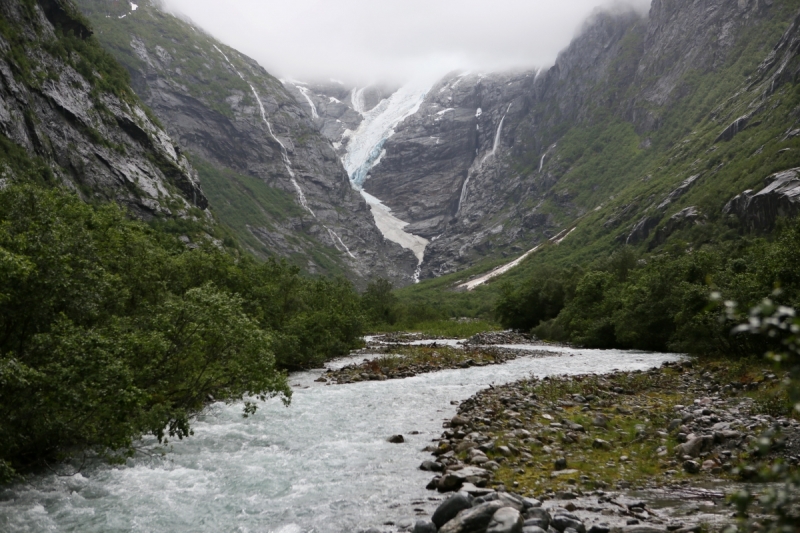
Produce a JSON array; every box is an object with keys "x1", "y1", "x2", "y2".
[{"x1": 162, "y1": 0, "x2": 652, "y2": 85}]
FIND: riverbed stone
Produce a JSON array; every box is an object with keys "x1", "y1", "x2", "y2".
[
  {"x1": 487, "y1": 507, "x2": 524, "y2": 533},
  {"x1": 438, "y1": 473, "x2": 465, "y2": 492},
  {"x1": 674, "y1": 436, "x2": 713, "y2": 457},
  {"x1": 439, "y1": 501, "x2": 506, "y2": 533},
  {"x1": 433, "y1": 493, "x2": 474, "y2": 528},
  {"x1": 421, "y1": 460, "x2": 444, "y2": 472},
  {"x1": 414, "y1": 521, "x2": 437, "y2": 533},
  {"x1": 551, "y1": 512, "x2": 585, "y2": 533},
  {"x1": 522, "y1": 527, "x2": 547, "y2": 533},
  {"x1": 523, "y1": 508, "x2": 551, "y2": 529}
]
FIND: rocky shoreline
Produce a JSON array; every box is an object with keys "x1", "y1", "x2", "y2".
[{"x1": 388, "y1": 358, "x2": 798, "y2": 533}]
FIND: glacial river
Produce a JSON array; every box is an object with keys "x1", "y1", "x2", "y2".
[{"x1": 0, "y1": 344, "x2": 682, "y2": 533}]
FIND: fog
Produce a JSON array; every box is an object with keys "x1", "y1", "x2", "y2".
[{"x1": 161, "y1": 0, "x2": 651, "y2": 85}]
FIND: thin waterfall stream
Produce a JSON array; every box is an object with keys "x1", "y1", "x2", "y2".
[{"x1": 213, "y1": 46, "x2": 355, "y2": 259}]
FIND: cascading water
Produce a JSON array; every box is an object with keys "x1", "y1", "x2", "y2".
[
  {"x1": 294, "y1": 84, "x2": 319, "y2": 120},
  {"x1": 213, "y1": 46, "x2": 355, "y2": 259},
  {"x1": 0, "y1": 346, "x2": 682, "y2": 533},
  {"x1": 458, "y1": 103, "x2": 512, "y2": 215},
  {"x1": 341, "y1": 82, "x2": 432, "y2": 276}
]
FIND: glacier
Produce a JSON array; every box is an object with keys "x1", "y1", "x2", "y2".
[{"x1": 341, "y1": 81, "x2": 432, "y2": 277}]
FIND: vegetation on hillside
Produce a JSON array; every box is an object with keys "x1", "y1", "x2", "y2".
[{"x1": 0, "y1": 181, "x2": 365, "y2": 483}]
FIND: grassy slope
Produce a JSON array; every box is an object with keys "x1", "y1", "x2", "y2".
[{"x1": 400, "y1": 1, "x2": 800, "y2": 319}]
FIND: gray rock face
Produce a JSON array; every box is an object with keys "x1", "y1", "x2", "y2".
[
  {"x1": 0, "y1": 0, "x2": 206, "y2": 219},
  {"x1": 75, "y1": 0, "x2": 417, "y2": 285},
  {"x1": 299, "y1": 0, "x2": 778, "y2": 279},
  {"x1": 723, "y1": 168, "x2": 800, "y2": 231}
]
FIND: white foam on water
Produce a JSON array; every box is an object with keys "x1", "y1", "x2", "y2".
[{"x1": 0, "y1": 348, "x2": 682, "y2": 533}]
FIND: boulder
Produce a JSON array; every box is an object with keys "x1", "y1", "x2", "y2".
[
  {"x1": 487, "y1": 507, "x2": 524, "y2": 533},
  {"x1": 414, "y1": 521, "x2": 438, "y2": 533},
  {"x1": 551, "y1": 512, "x2": 585, "y2": 533},
  {"x1": 674, "y1": 436, "x2": 713, "y2": 458},
  {"x1": 439, "y1": 501, "x2": 506, "y2": 533},
  {"x1": 723, "y1": 168, "x2": 800, "y2": 231},
  {"x1": 433, "y1": 493, "x2": 474, "y2": 528},
  {"x1": 388, "y1": 434, "x2": 405, "y2": 443},
  {"x1": 421, "y1": 460, "x2": 444, "y2": 472},
  {"x1": 523, "y1": 508, "x2": 551, "y2": 530},
  {"x1": 683, "y1": 460, "x2": 700, "y2": 474}
]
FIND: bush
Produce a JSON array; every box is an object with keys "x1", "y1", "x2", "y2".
[{"x1": 0, "y1": 183, "x2": 364, "y2": 480}]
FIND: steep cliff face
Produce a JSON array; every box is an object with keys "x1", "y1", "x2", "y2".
[
  {"x1": 75, "y1": 0, "x2": 417, "y2": 284},
  {"x1": 0, "y1": 0, "x2": 206, "y2": 219},
  {"x1": 300, "y1": 0, "x2": 799, "y2": 280}
]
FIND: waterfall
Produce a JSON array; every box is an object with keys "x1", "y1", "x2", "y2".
[
  {"x1": 461, "y1": 103, "x2": 513, "y2": 214},
  {"x1": 539, "y1": 153, "x2": 546, "y2": 173},
  {"x1": 350, "y1": 87, "x2": 367, "y2": 114},
  {"x1": 296, "y1": 85, "x2": 319, "y2": 119},
  {"x1": 213, "y1": 46, "x2": 355, "y2": 260}
]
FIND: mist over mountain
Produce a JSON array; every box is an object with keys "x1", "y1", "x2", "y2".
[{"x1": 160, "y1": 0, "x2": 652, "y2": 85}]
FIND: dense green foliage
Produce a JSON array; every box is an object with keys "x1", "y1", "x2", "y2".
[
  {"x1": 730, "y1": 300, "x2": 800, "y2": 532},
  {"x1": 494, "y1": 219, "x2": 800, "y2": 355},
  {"x1": 0, "y1": 183, "x2": 365, "y2": 482}
]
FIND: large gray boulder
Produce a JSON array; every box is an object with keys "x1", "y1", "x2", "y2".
[
  {"x1": 486, "y1": 507, "x2": 524, "y2": 533},
  {"x1": 724, "y1": 168, "x2": 800, "y2": 231},
  {"x1": 439, "y1": 501, "x2": 506, "y2": 533},
  {"x1": 433, "y1": 493, "x2": 474, "y2": 528}
]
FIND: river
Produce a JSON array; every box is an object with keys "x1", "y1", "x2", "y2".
[{"x1": 0, "y1": 344, "x2": 682, "y2": 533}]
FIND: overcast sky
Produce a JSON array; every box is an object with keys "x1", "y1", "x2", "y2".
[{"x1": 162, "y1": 0, "x2": 652, "y2": 85}]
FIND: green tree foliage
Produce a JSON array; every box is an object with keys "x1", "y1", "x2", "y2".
[
  {"x1": 361, "y1": 278, "x2": 398, "y2": 326},
  {"x1": 0, "y1": 183, "x2": 365, "y2": 481},
  {"x1": 498, "y1": 220, "x2": 800, "y2": 355},
  {"x1": 729, "y1": 299, "x2": 800, "y2": 532}
]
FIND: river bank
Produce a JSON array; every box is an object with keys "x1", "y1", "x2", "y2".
[{"x1": 407, "y1": 356, "x2": 799, "y2": 533}]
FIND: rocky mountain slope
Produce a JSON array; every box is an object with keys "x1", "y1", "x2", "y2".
[
  {"x1": 0, "y1": 0, "x2": 206, "y2": 219},
  {"x1": 297, "y1": 0, "x2": 800, "y2": 281},
  {"x1": 74, "y1": 0, "x2": 417, "y2": 284}
]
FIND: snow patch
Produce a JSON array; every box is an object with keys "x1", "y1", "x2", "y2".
[
  {"x1": 130, "y1": 2, "x2": 138, "y2": 11},
  {"x1": 475, "y1": 108, "x2": 482, "y2": 118}
]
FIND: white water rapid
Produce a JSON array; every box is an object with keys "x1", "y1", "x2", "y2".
[
  {"x1": 214, "y1": 47, "x2": 354, "y2": 259},
  {"x1": 341, "y1": 82, "x2": 432, "y2": 273},
  {"x1": 0, "y1": 345, "x2": 682, "y2": 533}
]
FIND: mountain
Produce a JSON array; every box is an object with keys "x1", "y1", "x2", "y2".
[
  {"x1": 297, "y1": 0, "x2": 800, "y2": 282},
  {"x1": 0, "y1": 0, "x2": 206, "y2": 219},
  {"x1": 73, "y1": 0, "x2": 417, "y2": 284}
]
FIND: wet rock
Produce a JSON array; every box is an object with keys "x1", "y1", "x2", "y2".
[
  {"x1": 522, "y1": 527, "x2": 547, "y2": 533},
  {"x1": 388, "y1": 434, "x2": 405, "y2": 443},
  {"x1": 438, "y1": 501, "x2": 506, "y2": 533},
  {"x1": 433, "y1": 493, "x2": 474, "y2": 528},
  {"x1": 414, "y1": 521, "x2": 437, "y2": 533},
  {"x1": 421, "y1": 460, "x2": 444, "y2": 472},
  {"x1": 523, "y1": 507, "x2": 551, "y2": 530},
  {"x1": 452, "y1": 416, "x2": 471, "y2": 427},
  {"x1": 487, "y1": 507, "x2": 524, "y2": 533},
  {"x1": 683, "y1": 460, "x2": 700, "y2": 474},
  {"x1": 551, "y1": 512, "x2": 585, "y2": 533},
  {"x1": 439, "y1": 474, "x2": 465, "y2": 492}
]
